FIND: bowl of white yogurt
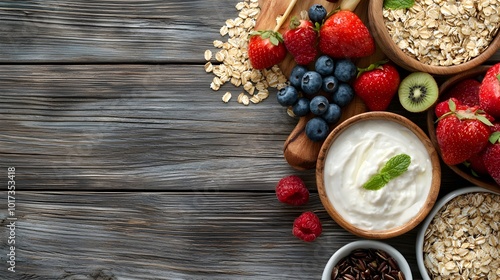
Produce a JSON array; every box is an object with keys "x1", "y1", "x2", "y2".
[{"x1": 316, "y1": 112, "x2": 441, "y2": 239}]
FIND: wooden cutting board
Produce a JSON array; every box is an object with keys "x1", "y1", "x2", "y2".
[{"x1": 257, "y1": 0, "x2": 386, "y2": 170}]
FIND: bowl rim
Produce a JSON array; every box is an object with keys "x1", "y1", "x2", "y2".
[
  {"x1": 426, "y1": 65, "x2": 500, "y2": 193},
  {"x1": 368, "y1": 0, "x2": 500, "y2": 75},
  {"x1": 316, "y1": 111, "x2": 441, "y2": 239},
  {"x1": 322, "y1": 240, "x2": 413, "y2": 280},
  {"x1": 415, "y1": 186, "x2": 499, "y2": 280}
]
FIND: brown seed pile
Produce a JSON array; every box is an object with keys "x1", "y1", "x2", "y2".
[{"x1": 331, "y1": 248, "x2": 406, "y2": 280}]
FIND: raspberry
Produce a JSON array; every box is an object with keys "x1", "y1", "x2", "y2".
[
  {"x1": 275, "y1": 175, "x2": 309, "y2": 206},
  {"x1": 293, "y1": 212, "x2": 322, "y2": 242}
]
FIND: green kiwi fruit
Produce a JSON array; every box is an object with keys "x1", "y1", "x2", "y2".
[{"x1": 398, "y1": 72, "x2": 439, "y2": 113}]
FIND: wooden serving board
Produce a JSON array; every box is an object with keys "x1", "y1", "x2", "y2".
[{"x1": 257, "y1": 0, "x2": 386, "y2": 170}]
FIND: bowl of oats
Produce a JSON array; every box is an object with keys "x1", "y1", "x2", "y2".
[
  {"x1": 368, "y1": 0, "x2": 500, "y2": 75},
  {"x1": 416, "y1": 186, "x2": 500, "y2": 280}
]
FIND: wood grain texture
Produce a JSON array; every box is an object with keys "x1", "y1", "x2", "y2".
[
  {"x1": 0, "y1": 0, "x2": 237, "y2": 63},
  {"x1": 0, "y1": 192, "x2": 424, "y2": 279},
  {"x1": 0, "y1": 64, "x2": 473, "y2": 192}
]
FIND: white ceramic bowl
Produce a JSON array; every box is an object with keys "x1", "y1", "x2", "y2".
[
  {"x1": 322, "y1": 240, "x2": 413, "y2": 280},
  {"x1": 416, "y1": 186, "x2": 499, "y2": 279}
]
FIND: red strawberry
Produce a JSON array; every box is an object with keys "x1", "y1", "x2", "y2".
[
  {"x1": 248, "y1": 31, "x2": 287, "y2": 70},
  {"x1": 436, "y1": 101, "x2": 493, "y2": 165},
  {"x1": 352, "y1": 61, "x2": 400, "y2": 111},
  {"x1": 479, "y1": 63, "x2": 500, "y2": 118},
  {"x1": 283, "y1": 18, "x2": 318, "y2": 65},
  {"x1": 319, "y1": 10, "x2": 375, "y2": 58},
  {"x1": 467, "y1": 152, "x2": 488, "y2": 175},
  {"x1": 434, "y1": 98, "x2": 474, "y2": 118},
  {"x1": 483, "y1": 131, "x2": 500, "y2": 185},
  {"x1": 442, "y1": 79, "x2": 481, "y2": 107}
]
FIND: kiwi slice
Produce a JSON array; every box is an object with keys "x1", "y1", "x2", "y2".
[{"x1": 398, "y1": 72, "x2": 439, "y2": 113}]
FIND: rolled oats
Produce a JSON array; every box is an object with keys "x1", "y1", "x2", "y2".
[
  {"x1": 204, "y1": 0, "x2": 288, "y2": 104},
  {"x1": 422, "y1": 192, "x2": 500, "y2": 279},
  {"x1": 383, "y1": 0, "x2": 500, "y2": 66}
]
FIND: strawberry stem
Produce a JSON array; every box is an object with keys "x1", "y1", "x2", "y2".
[
  {"x1": 356, "y1": 60, "x2": 389, "y2": 78},
  {"x1": 273, "y1": 0, "x2": 298, "y2": 32}
]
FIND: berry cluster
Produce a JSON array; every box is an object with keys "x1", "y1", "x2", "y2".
[
  {"x1": 275, "y1": 175, "x2": 322, "y2": 242},
  {"x1": 277, "y1": 56, "x2": 357, "y2": 142}
]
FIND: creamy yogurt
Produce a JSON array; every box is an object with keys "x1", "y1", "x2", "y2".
[{"x1": 323, "y1": 119, "x2": 433, "y2": 231}]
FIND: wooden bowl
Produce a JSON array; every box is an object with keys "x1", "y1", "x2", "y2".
[
  {"x1": 368, "y1": 0, "x2": 500, "y2": 75},
  {"x1": 426, "y1": 66, "x2": 500, "y2": 193},
  {"x1": 316, "y1": 112, "x2": 441, "y2": 239}
]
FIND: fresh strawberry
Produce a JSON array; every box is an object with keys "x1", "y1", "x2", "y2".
[
  {"x1": 467, "y1": 152, "x2": 488, "y2": 175},
  {"x1": 442, "y1": 78, "x2": 481, "y2": 107},
  {"x1": 434, "y1": 98, "x2": 474, "y2": 118},
  {"x1": 483, "y1": 131, "x2": 500, "y2": 185},
  {"x1": 248, "y1": 31, "x2": 287, "y2": 70},
  {"x1": 319, "y1": 10, "x2": 375, "y2": 59},
  {"x1": 436, "y1": 100, "x2": 493, "y2": 165},
  {"x1": 479, "y1": 63, "x2": 500, "y2": 118},
  {"x1": 283, "y1": 18, "x2": 318, "y2": 65},
  {"x1": 352, "y1": 61, "x2": 400, "y2": 111}
]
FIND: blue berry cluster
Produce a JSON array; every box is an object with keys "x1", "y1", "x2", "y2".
[{"x1": 277, "y1": 55, "x2": 357, "y2": 142}]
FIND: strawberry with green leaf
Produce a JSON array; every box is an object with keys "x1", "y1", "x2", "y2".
[
  {"x1": 283, "y1": 17, "x2": 318, "y2": 66},
  {"x1": 483, "y1": 131, "x2": 500, "y2": 185},
  {"x1": 248, "y1": 31, "x2": 287, "y2": 70},
  {"x1": 353, "y1": 61, "x2": 400, "y2": 111},
  {"x1": 479, "y1": 63, "x2": 500, "y2": 118},
  {"x1": 436, "y1": 99, "x2": 493, "y2": 165},
  {"x1": 319, "y1": 10, "x2": 375, "y2": 59}
]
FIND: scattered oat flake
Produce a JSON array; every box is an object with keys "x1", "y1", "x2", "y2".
[{"x1": 204, "y1": 0, "x2": 288, "y2": 106}]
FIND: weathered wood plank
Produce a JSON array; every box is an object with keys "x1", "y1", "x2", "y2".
[
  {"x1": 0, "y1": 64, "x2": 470, "y2": 191},
  {"x1": 0, "y1": 0, "x2": 238, "y2": 63},
  {"x1": 0, "y1": 192, "x2": 426, "y2": 279},
  {"x1": 0, "y1": 0, "x2": 499, "y2": 64}
]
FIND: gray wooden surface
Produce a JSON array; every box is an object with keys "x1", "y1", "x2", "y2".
[{"x1": 0, "y1": 0, "x2": 499, "y2": 279}]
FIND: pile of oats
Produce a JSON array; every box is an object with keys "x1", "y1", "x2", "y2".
[
  {"x1": 423, "y1": 192, "x2": 500, "y2": 279},
  {"x1": 204, "y1": 0, "x2": 288, "y2": 105},
  {"x1": 383, "y1": 0, "x2": 500, "y2": 66}
]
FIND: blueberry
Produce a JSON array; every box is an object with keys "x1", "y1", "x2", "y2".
[
  {"x1": 305, "y1": 117, "x2": 329, "y2": 142},
  {"x1": 292, "y1": 97, "x2": 310, "y2": 117},
  {"x1": 277, "y1": 85, "x2": 299, "y2": 106},
  {"x1": 334, "y1": 59, "x2": 357, "y2": 82},
  {"x1": 289, "y1": 65, "x2": 308, "y2": 89},
  {"x1": 309, "y1": 95, "x2": 329, "y2": 115},
  {"x1": 301, "y1": 71, "x2": 323, "y2": 95},
  {"x1": 322, "y1": 75, "x2": 339, "y2": 94},
  {"x1": 308, "y1": 4, "x2": 327, "y2": 25},
  {"x1": 322, "y1": 103, "x2": 342, "y2": 124},
  {"x1": 332, "y1": 83, "x2": 354, "y2": 107},
  {"x1": 315, "y1": 55, "x2": 335, "y2": 76}
]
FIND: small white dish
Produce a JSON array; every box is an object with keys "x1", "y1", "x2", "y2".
[
  {"x1": 416, "y1": 186, "x2": 498, "y2": 279},
  {"x1": 322, "y1": 240, "x2": 413, "y2": 280}
]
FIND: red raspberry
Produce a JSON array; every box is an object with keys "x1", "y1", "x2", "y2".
[
  {"x1": 275, "y1": 175, "x2": 309, "y2": 206},
  {"x1": 293, "y1": 212, "x2": 322, "y2": 242}
]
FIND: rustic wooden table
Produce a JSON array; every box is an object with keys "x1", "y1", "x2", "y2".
[{"x1": 0, "y1": 1, "x2": 499, "y2": 279}]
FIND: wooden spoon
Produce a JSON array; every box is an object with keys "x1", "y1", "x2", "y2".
[{"x1": 256, "y1": 0, "x2": 386, "y2": 170}]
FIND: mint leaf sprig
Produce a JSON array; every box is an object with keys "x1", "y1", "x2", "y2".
[
  {"x1": 384, "y1": 0, "x2": 415, "y2": 10},
  {"x1": 363, "y1": 153, "x2": 411, "y2": 191}
]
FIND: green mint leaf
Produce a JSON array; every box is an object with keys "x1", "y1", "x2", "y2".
[
  {"x1": 363, "y1": 154, "x2": 411, "y2": 191},
  {"x1": 384, "y1": 0, "x2": 415, "y2": 10},
  {"x1": 490, "y1": 131, "x2": 500, "y2": 144},
  {"x1": 362, "y1": 174, "x2": 387, "y2": 191}
]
